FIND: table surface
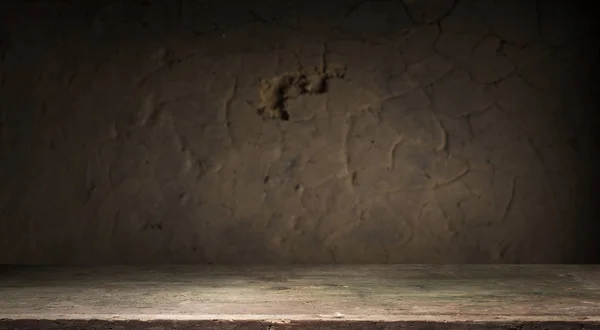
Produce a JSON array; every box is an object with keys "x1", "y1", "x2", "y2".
[{"x1": 0, "y1": 265, "x2": 599, "y2": 323}]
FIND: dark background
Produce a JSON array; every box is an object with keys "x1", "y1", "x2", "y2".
[{"x1": 0, "y1": 0, "x2": 598, "y2": 264}]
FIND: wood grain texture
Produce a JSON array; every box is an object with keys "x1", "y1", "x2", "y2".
[{"x1": 0, "y1": 265, "x2": 599, "y2": 328}]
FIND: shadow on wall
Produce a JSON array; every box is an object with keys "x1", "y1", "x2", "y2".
[{"x1": 0, "y1": 0, "x2": 599, "y2": 264}]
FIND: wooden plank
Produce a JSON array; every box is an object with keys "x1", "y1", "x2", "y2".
[{"x1": 0, "y1": 265, "x2": 599, "y2": 327}]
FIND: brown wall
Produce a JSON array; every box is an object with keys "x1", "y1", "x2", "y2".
[{"x1": 0, "y1": 0, "x2": 598, "y2": 264}]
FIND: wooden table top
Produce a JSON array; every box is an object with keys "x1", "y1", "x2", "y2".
[{"x1": 0, "y1": 265, "x2": 599, "y2": 327}]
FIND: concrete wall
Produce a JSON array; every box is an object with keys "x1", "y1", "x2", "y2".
[{"x1": 0, "y1": 0, "x2": 598, "y2": 264}]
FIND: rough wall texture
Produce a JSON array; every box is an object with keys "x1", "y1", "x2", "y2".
[{"x1": 0, "y1": 0, "x2": 598, "y2": 264}]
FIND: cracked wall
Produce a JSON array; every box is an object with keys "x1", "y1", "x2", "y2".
[{"x1": 0, "y1": 0, "x2": 599, "y2": 264}]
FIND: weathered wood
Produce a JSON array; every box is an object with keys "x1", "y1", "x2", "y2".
[{"x1": 1, "y1": 265, "x2": 599, "y2": 329}]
